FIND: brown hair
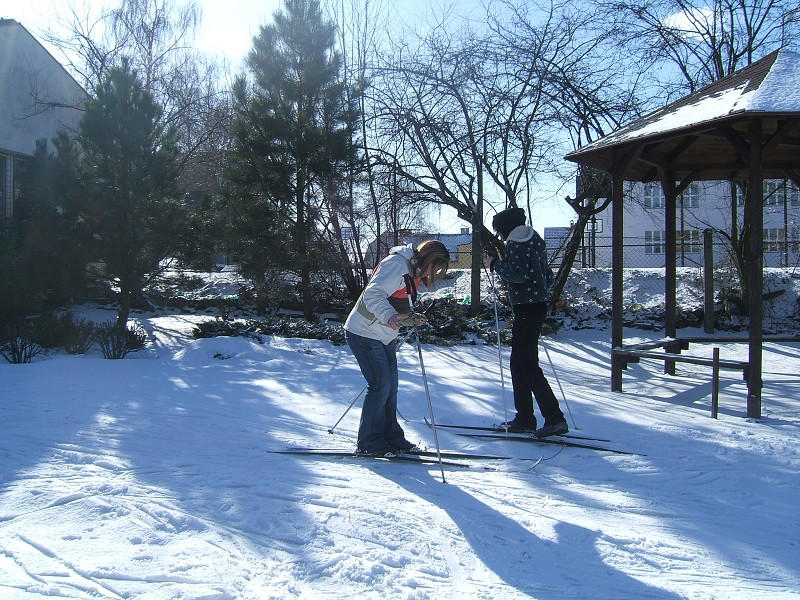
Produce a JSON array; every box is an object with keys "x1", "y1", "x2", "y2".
[{"x1": 414, "y1": 240, "x2": 450, "y2": 287}]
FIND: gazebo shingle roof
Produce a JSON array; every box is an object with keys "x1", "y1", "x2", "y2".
[{"x1": 565, "y1": 50, "x2": 800, "y2": 183}]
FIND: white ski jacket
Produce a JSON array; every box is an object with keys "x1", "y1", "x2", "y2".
[{"x1": 344, "y1": 245, "x2": 419, "y2": 345}]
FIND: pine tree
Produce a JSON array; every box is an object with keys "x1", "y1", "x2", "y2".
[
  {"x1": 78, "y1": 59, "x2": 185, "y2": 328},
  {"x1": 2, "y1": 135, "x2": 87, "y2": 325},
  {"x1": 228, "y1": 0, "x2": 359, "y2": 318}
]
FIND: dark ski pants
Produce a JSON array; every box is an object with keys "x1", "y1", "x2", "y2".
[
  {"x1": 510, "y1": 302, "x2": 565, "y2": 426},
  {"x1": 345, "y1": 330, "x2": 406, "y2": 452}
]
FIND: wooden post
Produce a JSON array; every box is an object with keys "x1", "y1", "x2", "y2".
[
  {"x1": 711, "y1": 347, "x2": 720, "y2": 418},
  {"x1": 611, "y1": 171, "x2": 625, "y2": 391},
  {"x1": 610, "y1": 147, "x2": 642, "y2": 392},
  {"x1": 703, "y1": 228, "x2": 715, "y2": 334},
  {"x1": 662, "y1": 174, "x2": 678, "y2": 375},
  {"x1": 746, "y1": 120, "x2": 764, "y2": 418}
]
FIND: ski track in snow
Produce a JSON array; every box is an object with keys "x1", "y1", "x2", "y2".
[{"x1": 2, "y1": 281, "x2": 800, "y2": 598}]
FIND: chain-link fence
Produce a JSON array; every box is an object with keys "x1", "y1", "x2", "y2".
[
  {"x1": 443, "y1": 236, "x2": 800, "y2": 273},
  {"x1": 570, "y1": 239, "x2": 800, "y2": 271}
]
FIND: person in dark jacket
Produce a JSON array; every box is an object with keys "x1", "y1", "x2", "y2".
[{"x1": 483, "y1": 206, "x2": 568, "y2": 438}]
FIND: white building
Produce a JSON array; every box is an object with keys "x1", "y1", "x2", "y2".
[
  {"x1": 556, "y1": 179, "x2": 800, "y2": 269},
  {"x1": 0, "y1": 19, "x2": 86, "y2": 227}
]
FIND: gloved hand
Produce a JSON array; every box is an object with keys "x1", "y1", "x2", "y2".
[{"x1": 388, "y1": 312, "x2": 427, "y2": 329}]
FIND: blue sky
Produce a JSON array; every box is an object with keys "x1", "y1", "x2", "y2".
[{"x1": 7, "y1": 0, "x2": 576, "y2": 231}]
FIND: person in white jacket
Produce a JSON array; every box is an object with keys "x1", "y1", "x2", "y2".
[{"x1": 344, "y1": 240, "x2": 450, "y2": 456}]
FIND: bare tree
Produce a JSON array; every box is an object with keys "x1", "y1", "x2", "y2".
[
  {"x1": 603, "y1": 0, "x2": 800, "y2": 308},
  {"x1": 370, "y1": 0, "x2": 642, "y2": 312},
  {"x1": 371, "y1": 5, "x2": 563, "y2": 313},
  {"x1": 43, "y1": 0, "x2": 230, "y2": 163},
  {"x1": 371, "y1": 37, "x2": 492, "y2": 313},
  {"x1": 486, "y1": 0, "x2": 645, "y2": 302},
  {"x1": 328, "y1": 0, "x2": 384, "y2": 283},
  {"x1": 604, "y1": 0, "x2": 800, "y2": 98}
]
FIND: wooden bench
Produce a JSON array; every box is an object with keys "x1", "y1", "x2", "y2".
[{"x1": 613, "y1": 339, "x2": 749, "y2": 417}]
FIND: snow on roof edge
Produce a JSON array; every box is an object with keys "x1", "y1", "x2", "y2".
[{"x1": 567, "y1": 50, "x2": 800, "y2": 157}]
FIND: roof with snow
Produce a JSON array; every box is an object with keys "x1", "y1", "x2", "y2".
[{"x1": 565, "y1": 50, "x2": 800, "y2": 183}]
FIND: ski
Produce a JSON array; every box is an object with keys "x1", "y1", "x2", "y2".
[
  {"x1": 405, "y1": 449, "x2": 510, "y2": 461},
  {"x1": 272, "y1": 448, "x2": 472, "y2": 468},
  {"x1": 423, "y1": 417, "x2": 611, "y2": 443},
  {"x1": 284, "y1": 446, "x2": 509, "y2": 461},
  {"x1": 454, "y1": 433, "x2": 641, "y2": 456}
]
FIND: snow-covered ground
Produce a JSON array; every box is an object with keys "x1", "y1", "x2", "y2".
[{"x1": 2, "y1": 270, "x2": 799, "y2": 599}]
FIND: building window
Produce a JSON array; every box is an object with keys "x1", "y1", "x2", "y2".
[
  {"x1": 764, "y1": 181, "x2": 783, "y2": 206},
  {"x1": 790, "y1": 183, "x2": 800, "y2": 207},
  {"x1": 763, "y1": 228, "x2": 784, "y2": 252},
  {"x1": 645, "y1": 230, "x2": 665, "y2": 254},
  {"x1": 679, "y1": 229, "x2": 701, "y2": 253},
  {"x1": 643, "y1": 183, "x2": 665, "y2": 208},
  {"x1": 680, "y1": 183, "x2": 700, "y2": 208},
  {"x1": 763, "y1": 180, "x2": 800, "y2": 206}
]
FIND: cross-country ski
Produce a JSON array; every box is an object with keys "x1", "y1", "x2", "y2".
[
  {"x1": 282, "y1": 446, "x2": 511, "y2": 461},
  {"x1": 454, "y1": 433, "x2": 641, "y2": 455},
  {"x1": 424, "y1": 417, "x2": 612, "y2": 442},
  {"x1": 272, "y1": 448, "x2": 472, "y2": 468}
]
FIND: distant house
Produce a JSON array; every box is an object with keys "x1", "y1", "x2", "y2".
[
  {"x1": 569, "y1": 179, "x2": 800, "y2": 269},
  {"x1": 543, "y1": 225, "x2": 572, "y2": 267},
  {"x1": 364, "y1": 228, "x2": 473, "y2": 270},
  {"x1": 0, "y1": 18, "x2": 86, "y2": 227}
]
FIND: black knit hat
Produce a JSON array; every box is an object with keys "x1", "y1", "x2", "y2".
[{"x1": 492, "y1": 207, "x2": 526, "y2": 240}]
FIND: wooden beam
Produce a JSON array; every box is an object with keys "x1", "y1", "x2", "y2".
[
  {"x1": 612, "y1": 144, "x2": 645, "y2": 180},
  {"x1": 637, "y1": 137, "x2": 700, "y2": 176},
  {"x1": 784, "y1": 167, "x2": 800, "y2": 190},
  {"x1": 665, "y1": 135, "x2": 701, "y2": 162},
  {"x1": 609, "y1": 144, "x2": 643, "y2": 391},
  {"x1": 673, "y1": 170, "x2": 702, "y2": 196},
  {"x1": 763, "y1": 118, "x2": 800, "y2": 154},
  {"x1": 719, "y1": 123, "x2": 750, "y2": 160},
  {"x1": 611, "y1": 180, "x2": 625, "y2": 390}
]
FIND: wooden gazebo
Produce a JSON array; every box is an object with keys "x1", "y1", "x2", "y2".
[{"x1": 565, "y1": 50, "x2": 800, "y2": 418}]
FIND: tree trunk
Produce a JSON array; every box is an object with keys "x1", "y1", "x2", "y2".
[
  {"x1": 296, "y1": 169, "x2": 314, "y2": 320},
  {"x1": 116, "y1": 286, "x2": 131, "y2": 329},
  {"x1": 729, "y1": 182, "x2": 750, "y2": 316}
]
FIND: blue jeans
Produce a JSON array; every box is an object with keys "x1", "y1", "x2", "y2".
[{"x1": 345, "y1": 330, "x2": 406, "y2": 452}]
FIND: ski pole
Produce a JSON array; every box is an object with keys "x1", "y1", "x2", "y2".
[
  {"x1": 541, "y1": 333, "x2": 579, "y2": 430},
  {"x1": 404, "y1": 275, "x2": 446, "y2": 483},
  {"x1": 328, "y1": 385, "x2": 367, "y2": 434},
  {"x1": 484, "y1": 263, "x2": 509, "y2": 431}
]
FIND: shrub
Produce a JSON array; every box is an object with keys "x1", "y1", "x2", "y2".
[
  {"x1": 62, "y1": 315, "x2": 98, "y2": 354},
  {"x1": 1, "y1": 323, "x2": 45, "y2": 363},
  {"x1": 98, "y1": 322, "x2": 147, "y2": 359},
  {"x1": 189, "y1": 298, "x2": 514, "y2": 347},
  {"x1": 29, "y1": 312, "x2": 70, "y2": 348},
  {"x1": 192, "y1": 315, "x2": 346, "y2": 345}
]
